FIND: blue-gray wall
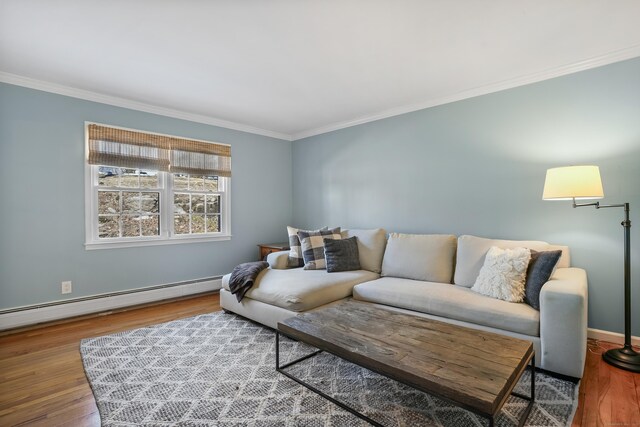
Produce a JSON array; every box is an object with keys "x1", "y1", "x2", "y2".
[
  {"x1": 0, "y1": 83, "x2": 292, "y2": 309},
  {"x1": 292, "y1": 58, "x2": 640, "y2": 335},
  {"x1": 2, "y1": 58, "x2": 639, "y2": 335}
]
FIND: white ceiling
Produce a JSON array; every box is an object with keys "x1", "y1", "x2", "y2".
[{"x1": 1, "y1": 1, "x2": 640, "y2": 140}]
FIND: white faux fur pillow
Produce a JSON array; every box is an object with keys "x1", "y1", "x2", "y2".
[{"x1": 471, "y1": 246, "x2": 531, "y2": 302}]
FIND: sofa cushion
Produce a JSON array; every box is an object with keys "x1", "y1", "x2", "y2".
[
  {"x1": 381, "y1": 233, "x2": 456, "y2": 283},
  {"x1": 341, "y1": 228, "x2": 387, "y2": 273},
  {"x1": 222, "y1": 268, "x2": 379, "y2": 312},
  {"x1": 353, "y1": 277, "x2": 540, "y2": 336},
  {"x1": 324, "y1": 237, "x2": 361, "y2": 272},
  {"x1": 454, "y1": 235, "x2": 570, "y2": 287}
]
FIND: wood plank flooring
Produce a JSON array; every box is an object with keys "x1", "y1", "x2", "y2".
[
  {"x1": 0, "y1": 292, "x2": 638, "y2": 426},
  {"x1": 572, "y1": 339, "x2": 640, "y2": 426},
  {"x1": 0, "y1": 293, "x2": 219, "y2": 426}
]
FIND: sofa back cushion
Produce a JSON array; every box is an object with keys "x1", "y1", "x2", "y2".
[
  {"x1": 381, "y1": 233, "x2": 457, "y2": 283},
  {"x1": 454, "y1": 235, "x2": 571, "y2": 287},
  {"x1": 341, "y1": 228, "x2": 387, "y2": 273}
]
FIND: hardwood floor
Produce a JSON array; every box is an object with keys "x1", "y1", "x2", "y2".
[
  {"x1": 0, "y1": 293, "x2": 638, "y2": 426},
  {"x1": 0, "y1": 293, "x2": 220, "y2": 426},
  {"x1": 572, "y1": 340, "x2": 640, "y2": 426}
]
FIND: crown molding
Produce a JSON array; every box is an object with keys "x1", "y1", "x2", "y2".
[
  {"x1": 291, "y1": 44, "x2": 640, "y2": 140},
  {"x1": 3, "y1": 44, "x2": 639, "y2": 143},
  {"x1": 0, "y1": 72, "x2": 293, "y2": 141}
]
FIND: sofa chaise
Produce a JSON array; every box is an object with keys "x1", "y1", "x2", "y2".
[{"x1": 221, "y1": 229, "x2": 588, "y2": 378}]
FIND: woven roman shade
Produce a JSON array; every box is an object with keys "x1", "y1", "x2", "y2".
[
  {"x1": 170, "y1": 139, "x2": 232, "y2": 177},
  {"x1": 87, "y1": 124, "x2": 231, "y2": 176}
]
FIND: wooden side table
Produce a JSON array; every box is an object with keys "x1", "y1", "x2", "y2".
[{"x1": 258, "y1": 242, "x2": 290, "y2": 261}]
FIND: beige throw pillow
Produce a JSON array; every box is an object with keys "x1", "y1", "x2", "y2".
[{"x1": 471, "y1": 246, "x2": 531, "y2": 302}]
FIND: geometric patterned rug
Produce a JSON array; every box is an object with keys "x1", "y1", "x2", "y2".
[{"x1": 80, "y1": 311, "x2": 579, "y2": 426}]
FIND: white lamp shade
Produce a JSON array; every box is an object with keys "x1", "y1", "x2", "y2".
[{"x1": 543, "y1": 165, "x2": 604, "y2": 200}]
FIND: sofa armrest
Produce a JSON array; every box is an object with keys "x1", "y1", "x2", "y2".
[
  {"x1": 266, "y1": 250, "x2": 291, "y2": 269},
  {"x1": 540, "y1": 267, "x2": 588, "y2": 378}
]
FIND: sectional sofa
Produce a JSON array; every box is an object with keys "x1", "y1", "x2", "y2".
[{"x1": 221, "y1": 229, "x2": 588, "y2": 378}]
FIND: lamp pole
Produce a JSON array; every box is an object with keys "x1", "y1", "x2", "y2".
[{"x1": 574, "y1": 200, "x2": 639, "y2": 372}]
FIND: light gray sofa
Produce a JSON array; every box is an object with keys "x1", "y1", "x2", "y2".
[{"x1": 221, "y1": 230, "x2": 588, "y2": 378}]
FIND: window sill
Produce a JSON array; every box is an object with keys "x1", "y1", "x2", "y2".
[{"x1": 85, "y1": 234, "x2": 232, "y2": 250}]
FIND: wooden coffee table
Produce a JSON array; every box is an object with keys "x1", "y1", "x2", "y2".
[{"x1": 276, "y1": 299, "x2": 535, "y2": 427}]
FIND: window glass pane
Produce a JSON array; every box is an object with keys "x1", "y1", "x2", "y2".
[
  {"x1": 120, "y1": 169, "x2": 139, "y2": 188},
  {"x1": 174, "y1": 193, "x2": 190, "y2": 214},
  {"x1": 192, "y1": 214, "x2": 205, "y2": 234},
  {"x1": 204, "y1": 176, "x2": 218, "y2": 192},
  {"x1": 122, "y1": 215, "x2": 141, "y2": 237},
  {"x1": 98, "y1": 215, "x2": 120, "y2": 238},
  {"x1": 206, "y1": 215, "x2": 220, "y2": 232},
  {"x1": 93, "y1": 167, "x2": 228, "y2": 242},
  {"x1": 98, "y1": 166, "x2": 120, "y2": 187},
  {"x1": 189, "y1": 175, "x2": 205, "y2": 191},
  {"x1": 174, "y1": 173, "x2": 189, "y2": 190},
  {"x1": 122, "y1": 192, "x2": 141, "y2": 213},
  {"x1": 206, "y1": 195, "x2": 220, "y2": 213},
  {"x1": 192, "y1": 195, "x2": 205, "y2": 213},
  {"x1": 98, "y1": 191, "x2": 120, "y2": 214},
  {"x1": 174, "y1": 215, "x2": 190, "y2": 234},
  {"x1": 141, "y1": 215, "x2": 160, "y2": 236},
  {"x1": 141, "y1": 192, "x2": 160, "y2": 213},
  {"x1": 139, "y1": 170, "x2": 159, "y2": 188}
]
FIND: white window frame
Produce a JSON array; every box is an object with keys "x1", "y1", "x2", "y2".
[{"x1": 84, "y1": 125, "x2": 231, "y2": 250}]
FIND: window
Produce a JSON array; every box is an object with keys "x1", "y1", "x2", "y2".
[{"x1": 85, "y1": 123, "x2": 231, "y2": 249}]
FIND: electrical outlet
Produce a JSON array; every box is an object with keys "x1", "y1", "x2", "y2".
[{"x1": 61, "y1": 281, "x2": 72, "y2": 294}]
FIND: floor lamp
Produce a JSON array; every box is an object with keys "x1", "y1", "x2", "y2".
[{"x1": 543, "y1": 165, "x2": 639, "y2": 373}]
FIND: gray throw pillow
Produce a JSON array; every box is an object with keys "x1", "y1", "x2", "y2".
[
  {"x1": 525, "y1": 249, "x2": 562, "y2": 310},
  {"x1": 324, "y1": 237, "x2": 361, "y2": 273}
]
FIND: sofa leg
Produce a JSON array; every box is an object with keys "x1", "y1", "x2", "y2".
[{"x1": 222, "y1": 309, "x2": 232, "y2": 314}]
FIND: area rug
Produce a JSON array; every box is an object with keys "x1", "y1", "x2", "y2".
[{"x1": 80, "y1": 311, "x2": 579, "y2": 426}]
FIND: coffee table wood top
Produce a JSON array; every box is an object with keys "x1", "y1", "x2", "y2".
[{"x1": 278, "y1": 299, "x2": 533, "y2": 416}]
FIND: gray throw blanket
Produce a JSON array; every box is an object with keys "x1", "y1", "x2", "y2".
[{"x1": 229, "y1": 261, "x2": 269, "y2": 302}]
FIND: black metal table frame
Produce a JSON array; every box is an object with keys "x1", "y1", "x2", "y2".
[{"x1": 275, "y1": 330, "x2": 535, "y2": 427}]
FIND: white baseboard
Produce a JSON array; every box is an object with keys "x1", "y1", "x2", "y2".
[
  {"x1": 0, "y1": 278, "x2": 222, "y2": 331},
  {"x1": 588, "y1": 328, "x2": 640, "y2": 346},
  {"x1": 4, "y1": 287, "x2": 637, "y2": 347}
]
